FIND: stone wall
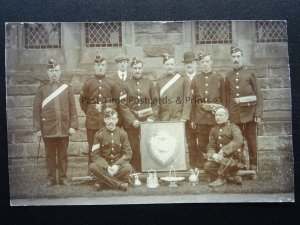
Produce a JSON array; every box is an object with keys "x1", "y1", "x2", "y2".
[{"x1": 5, "y1": 22, "x2": 293, "y2": 179}]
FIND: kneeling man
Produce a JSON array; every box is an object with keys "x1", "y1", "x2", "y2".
[
  {"x1": 89, "y1": 108, "x2": 132, "y2": 191},
  {"x1": 204, "y1": 106, "x2": 244, "y2": 187}
]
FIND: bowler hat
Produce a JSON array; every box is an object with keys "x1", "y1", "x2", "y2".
[
  {"x1": 115, "y1": 54, "x2": 129, "y2": 62},
  {"x1": 182, "y1": 52, "x2": 197, "y2": 63}
]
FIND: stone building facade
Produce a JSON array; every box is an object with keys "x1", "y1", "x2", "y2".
[{"x1": 6, "y1": 21, "x2": 292, "y2": 179}]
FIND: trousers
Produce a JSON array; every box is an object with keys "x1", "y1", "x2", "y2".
[
  {"x1": 43, "y1": 137, "x2": 69, "y2": 182},
  {"x1": 89, "y1": 158, "x2": 132, "y2": 189},
  {"x1": 86, "y1": 129, "x2": 98, "y2": 165},
  {"x1": 236, "y1": 121, "x2": 257, "y2": 168},
  {"x1": 124, "y1": 128, "x2": 141, "y2": 172}
]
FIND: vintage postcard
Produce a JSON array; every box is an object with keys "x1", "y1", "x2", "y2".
[{"x1": 5, "y1": 21, "x2": 294, "y2": 205}]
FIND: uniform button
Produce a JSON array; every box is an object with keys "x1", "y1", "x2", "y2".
[
  {"x1": 111, "y1": 133, "x2": 113, "y2": 136},
  {"x1": 99, "y1": 87, "x2": 102, "y2": 89},
  {"x1": 218, "y1": 136, "x2": 222, "y2": 139},
  {"x1": 220, "y1": 129, "x2": 222, "y2": 132},
  {"x1": 112, "y1": 148, "x2": 114, "y2": 151},
  {"x1": 236, "y1": 86, "x2": 239, "y2": 89},
  {"x1": 111, "y1": 154, "x2": 114, "y2": 157},
  {"x1": 205, "y1": 83, "x2": 208, "y2": 87},
  {"x1": 137, "y1": 88, "x2": 140, "y2": 92},
  {"x1": 42, "y1": 118, "x2": 45, "y2": 121},
  {"x1": 205, "y1": 76, "x2": 208, "y2": 79},
  {"x1": 236, "y1": 93, "x2": 240, "y2": 97},
  {"x1": 99, "y1": 80, "x2": 102, "y2": 83},
  {"x1": 137, "y1": 82, "x2": 140, "y2": 85},
  {"x1": 111, "y1": 140, "x2": 114, "y2": 143},
  {"x1": 99, "y1": 94, "x2": 102, "y2": 97},
  {"x1": 236, "y1": 72, "x2": 239, "y2": 75},
  {"x1": 138, "y1": 96, "x2": 141, "y2": 99},
  {"x1": 205, "y1": 90, "x2": 208, "y2": 94},
  {"x1": 235, "y1": 78, "x2": 239, "y2": 82},
  {"x1": 138, "y1": 103, "x2": 141, "y2": 106},
  {"x1": 220, "y1": 144, "x2": 223, "y2": 147},
  {"x1": 205, "y1": 98, "x2": 208, "y2": 102}
]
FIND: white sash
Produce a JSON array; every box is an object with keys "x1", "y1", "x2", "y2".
[
  {"x1": 42, "y1": 84, "x2": 69, "y2": 108},
  {"x1": 159, "y1": 73, "x2": 181, "y2": 97}
]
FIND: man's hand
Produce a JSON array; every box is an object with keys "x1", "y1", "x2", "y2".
[
  {"x1": 69, "y1": 128, "x2": 76, "y2": 135},
  {"x1": 146, "y1": 118, "x2": 154, "y2": 123},
  {"x1": 107, "y1": 165, "x2": 120, "y2": 176},
  {"x1": 132, "y1": 120, "x2": 140, "y2": 128},
  {"x1": 179, "y1": 118, "x2": 186, "y2": 122},
  {"x1": 254, "y1": 117, "x2": 262, "y2": 123},
  {"x1": 35, "y1": 131, "x2": 42, "y2": 137},
  {"x1": 190, "y1": 122, "x2": 196, "y2": 129},
  {"x1": 217, "y1": 150, "x2": 224, "y2": 162}
]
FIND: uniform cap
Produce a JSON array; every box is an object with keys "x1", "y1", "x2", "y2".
[
  {"x1": 94, "y1": 54, "x2": 105, "y2": 64},
  {"x1": 230, "y1": 46, "x2": 242, "y2": 54},
  {"x1": 47, "y1": 58, "x2": 58, "y2": 69},
  {"x1": 104, "y1": 108, "x2": 118, "y2": 118},
  {"x1": 197, "y1": 51, "x2": 210, "y2": 61},
  {"x1": 162, "y1": 52, "x2": 174, "y2": 64},
  {"x1": 131, "y1": 57, "x2": 143, "y2": 67}
]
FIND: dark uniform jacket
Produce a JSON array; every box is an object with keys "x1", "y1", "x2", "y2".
[
  {"x1": 156, "y1": 73, "x2": 191, "y2": 121},
  {"x1": 111, "y1": 73, "x2": 132, "y2": 127},
  {"x1": 120, "y1": 76, "x2": 159, "y2": 128},
  {"x1": 80, "y1": 75, "x2": 118, "y2": 130},
  {"x1": 191, "y1": 72, "x2": 226, "y2": 124},
  {"x1": 91, "y1": 127, "x2": 132, "y2": 166},
  {"x1": 33, "y1": 81, "x2": 78, "y2": 137},
  {"x1": 225, "y1": 66, "x2": 263, "y2": 123},
  {"x1": 207, "y1": 121, "x2": 243, "y2": 157}
]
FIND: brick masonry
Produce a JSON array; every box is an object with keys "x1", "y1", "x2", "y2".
[{"x1": 5, "y1": 22, "x2": 293, "y2": 183}]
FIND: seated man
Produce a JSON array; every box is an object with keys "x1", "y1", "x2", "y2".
[
  {"x1": 89, "y1": 108, "x2": 132, "y2": 191},
  {"x1": 203, "y1": 106, "x2": 244, "y2": 187}
]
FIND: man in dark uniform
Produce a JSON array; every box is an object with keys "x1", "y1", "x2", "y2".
[
  {"x1": 89, "y1": 108, "x2": 132, "y2": 191},
  {"x1": 80, "y1": 54, "x2": 118, "y2": 166},
  {"x1": 120, "y1": 57, "x2": 159, "y2": 172},
  {"x1": 182, "y1": 52, "x2": 199, "y2": 170},
  {"x1": 190, "y1": 51, "x2": 226, "y2": 169},
  {"x1": 225, "y1": 46, "x2": 263, "y2": 178},
  {"x1": 204, "y1": 106, "x2": 244, "y2": 187},
  {"x1": 111, "y1": 54, "x2": 131, "y2": 128},
  {"x1": 33, "y1": 58, "x2": 78, "y2": 187},
  {"x1": 156, "y1": 53, "x2": 191, "y2": 122}
]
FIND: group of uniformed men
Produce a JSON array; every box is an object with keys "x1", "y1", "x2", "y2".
[{"x1": 33, "y1": 46, "x2": 263, "y2": 191}]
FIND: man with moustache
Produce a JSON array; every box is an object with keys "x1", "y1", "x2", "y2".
[
  {"x1": 111, "y1": 54, "x2": 131, "y2": 128},
  {"x1": 203, "y1": 106, "x2": 244, "y2": 187},
  {"x1": 33, "y1": 58, "x2": 78, "y2": 187},
  {"x1": 89, "y1": 108, "x2": 132, "y2": 191},
  {"x1": 182, "y1": 52, "x2": 199, "y2": 170},
  {"x1": 120, "y1": 57, "x2": 159, "y2": 172},
  {"x1": 156, "y1": 53, "x2": 191, "y2": 122},
  {"x1": 190, "y1": 51, "x2": 226, "y2": 169},
  {"x1": 225, "y1": 46, "x2": 263, "y2": 179},
  {"x1": 80, "y1": 54, "x2": 118, "y2": 166}
]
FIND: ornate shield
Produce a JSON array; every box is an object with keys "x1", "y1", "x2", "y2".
[{"x1": 145, "y1": 130, "x2": 178, "y2": 167}]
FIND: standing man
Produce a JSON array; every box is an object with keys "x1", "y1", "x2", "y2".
[
  {"x1": 80, "y1": 54, "x2": 117, "y2": 166},
  {"x1": 156, "y1": 53, "x2": 191, "y2": 122},
  {"x1": 111, "y1": 54, "x2": 131, "y2": 128},
  {"x1": 182, "y1": 52, "x2": 198, "y2": 170},
  {"x1": 190, "y1": 51, "x2": 226, "y2": 169},
  {"x1": 120, "y1": 57, "x2": 159, "y2": 172},
  {"x1": 225, "y1": 46, "x2": 263, "y2": 178},
  {"x1": 33, "y1": 58, "x2": 78, "y2": 187},
  {"x1": 89, "y1": 108, "x2": 132, "y2": 191},
  {"x1": 203, "y1": 106, "x2": 244, "y2": 187}
]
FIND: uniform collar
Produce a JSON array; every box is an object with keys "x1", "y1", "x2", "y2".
[
  {"x1": 186, "y1": 72, "x2": 196, "y2": 81},
  {"x1": 217, "y1": 120, "x2": 230, "y2": 128},
  {"x1": 201, "y1": 71, "x2": 213, "y2": 76},
  {"x1": 233, "y1": 65, "x2": 244, "y2": 72},
  {"x1": 95, "y1": 74, "x2": 106, "y2": 79}
]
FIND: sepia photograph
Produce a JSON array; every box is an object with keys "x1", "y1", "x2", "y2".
[{"x1": 5, "y1": 21, "x2": 294, "y2": 205}]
